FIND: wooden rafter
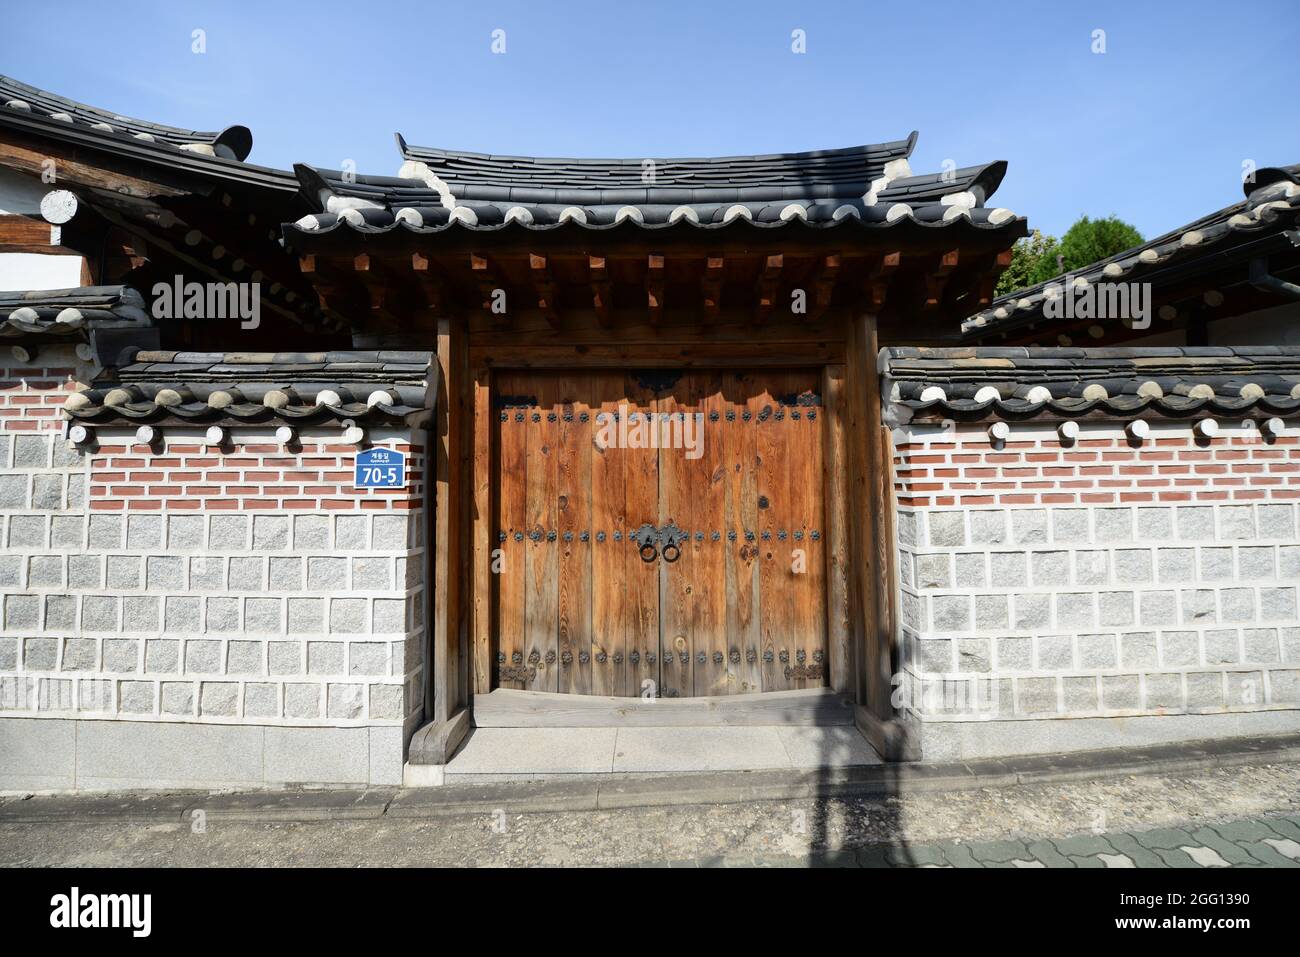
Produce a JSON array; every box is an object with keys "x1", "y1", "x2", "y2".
[
  {"x1": 0, "y1": 139, "x2": 182, "y2": 200},
  {"x1": 754, "y1": 253, "x2": 783, "y2": 322},
  {"x1": 299, "y1": 253, "x2": 368, "y2": 322},
  {"x1": 410, "y1": 252, "x2": 445, "y2": 314},
  {"x1": 865, "y1": 251, "x2": 902, "y2": 312},
  {"x1": 922, "y1": 249, "x2": 960, "y2": 311},
  {"x1": 470, "y1": 253, "x2": 508, "y2": 327},
  {"x1": 588, "y1": 255, "x2": 612, "y2": 327},
  {"x1": 647, "y1": 253, "x2": 665, "y2": 325},
  {"x1": 810, "y1": 253, "x2": 841, "y2": 320},
  {"x1": 529, "y1": 253, "x2": 560, "y2": 327},
  {"x1": 702, "y1": 255, "x2": 724, "y2": 322}
]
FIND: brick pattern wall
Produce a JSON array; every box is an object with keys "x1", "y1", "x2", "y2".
[
  {"x1": 0, "y1": 346, "x2": 428, "y2": 731},
  {"x1": 894, "y1": 421, "x2": 1300, "y2": 727},
  {"x1": 89, "y1": 440, "x2": 424, "y2": 512},
  {"x1": 896, "y1": 431, "x2": 1300, "y2": 508}
]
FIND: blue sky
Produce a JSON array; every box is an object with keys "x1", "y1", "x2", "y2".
[{"x1": 2, "y1": 0, "x2": 1297, "y2": 239}]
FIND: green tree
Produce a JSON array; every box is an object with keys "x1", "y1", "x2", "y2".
[
  {"x1": 1056, "y1": 215, "x2": 1144, "y2": 274},
  {"x1": 995, "y1": 229, "x2": 1059, "y2": 297},
  {"x1": 994, "y1": 215, "x2": 1144, "y2": 298}
]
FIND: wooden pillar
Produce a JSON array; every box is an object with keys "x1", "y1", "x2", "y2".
[
  {"x1": 471, "y1": 365, "x2": 493, "y2": 694},
  {"x1": 409, "y1": 316, "x2": 472, "y2": 764},
  {"x1": 822, "y1": 364, "x2": 851, "y2": 693},
  {"x1": 845, "y1": 312, "x2": 913, "y2": 759}
]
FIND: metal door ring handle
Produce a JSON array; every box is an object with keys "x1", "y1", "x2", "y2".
[
  {"x1": 662, "y1": 543, "x2": 681, "y2": 563},
  {"x1": 639, "y1": 543, "x2": 659, "y2": 563}
]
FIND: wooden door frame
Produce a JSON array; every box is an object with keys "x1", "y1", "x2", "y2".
[{"x1": 415, "y1": 316, "x2": 908, "y2": 762}]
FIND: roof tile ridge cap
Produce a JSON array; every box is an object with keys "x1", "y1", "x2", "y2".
[
  {"x1": 396, "y1": 157, "x2": 457, "y2": 210},
  {"x1": 397, "y1": 136, "x2": 919, "y2": 168},
  {"x1": 863, "y1": 134, "x2": 917, "y2": 206}
]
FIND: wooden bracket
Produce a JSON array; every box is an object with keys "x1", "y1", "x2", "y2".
[
  {"x1": 922, "y1": 249, "x2": 960, "y2": 311},
  {"x1": 810, "y1": 253, "x2": 841, "y2": 320},
  {"x1": 588, "y1": 255, "x2": 612, "y2": 327},
  {"x1": 755, "y1": 253, "x2": 783, "y2": 322},
  {"x1": 647, "y1": 253, "x2": 665, "y2": 325},
  {"x1": 529, "y1": 253, "x2": 560, "y2": 328},
  {"x1": 702, "y1": 254, "x2": 724, "y2": 322},
  {"x1": 865, "y1": 251, "x2": 901, "y2": 312},
  {"x1": 471, "y1": 253, "x2": 508, "y2": 327}
]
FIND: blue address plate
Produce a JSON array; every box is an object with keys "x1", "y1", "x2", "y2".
[{"x1": 354, "y1": 448, "x2": 406, "y2": 488}]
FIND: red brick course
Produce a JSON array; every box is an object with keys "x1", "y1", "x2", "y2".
[{"x1": 894, "y1": 431, "x2": 1300, "y2": 508}]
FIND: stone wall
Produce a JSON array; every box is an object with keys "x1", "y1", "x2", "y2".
[
  {"x1": 892, "y1": 419, "x2": 1300, "y2": 761},
  {"x1": 0, "y1": 344, "x2": 429, "y2": 790}
]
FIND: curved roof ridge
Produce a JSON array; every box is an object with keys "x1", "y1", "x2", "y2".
[
  {"x1": 0, "y1": 74, "x2": 252, "y2": 161},
  {"x1": 395, "y1": 131, "x2": 919, "y2": 169}
]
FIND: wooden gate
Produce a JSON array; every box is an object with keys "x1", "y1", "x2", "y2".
[{"x1": 493, "y1": 370, "x2": 827, "y2": 698}]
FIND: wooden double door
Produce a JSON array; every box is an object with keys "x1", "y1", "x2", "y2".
[{"x1": 493, "y1": 370, "x2": 827, "y2": 697}]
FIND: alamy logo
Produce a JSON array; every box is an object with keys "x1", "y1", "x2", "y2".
[
  {"x1": 50, "y1": 887, "x2": 151, "y2": 937},
  {"x1": 594, "y1": 406, "x2": 704, "y2": 460},
  {"x1": 1043, "y1": 276, "x2": 1151, "y2": 329},
  {"x1": 151, "y1": 275, "x2": 260, "y2": 329}
]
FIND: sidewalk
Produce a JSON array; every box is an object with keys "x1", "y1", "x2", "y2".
[{"x1": 2, "y1": 754, "x2": 1298, "y2": 867}]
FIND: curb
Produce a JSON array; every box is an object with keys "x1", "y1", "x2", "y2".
[{"x1": 2, "y1": 732, "x2": 1298, "y2": 825}]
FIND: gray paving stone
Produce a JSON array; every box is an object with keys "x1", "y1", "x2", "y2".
[
  {"x1": 1238, "y1": 841, "x2": 1300, "y2": 867},
  {"x1": 1105, "y1": 832, "x2": 1167, "y2": 867},
  {"x1": 927, "y1": 842, "x2": 981, "y2": 868},
  {"x1": 1052, "y1": 833, "x2": 1117, "y2": 857},
  {"x1": 967, "y1": 839, "x2": 1031, "y2": 864},
  {"x1": 1186, "y1": 827, "x2": 1256, "y2": 865},
  {"x1": 1211, "y1": 819, "x2": 1285, "y2": 843},
  {"x1": 1025, "y1": 839, "x2": 1074, "y2": 867},
  {"x1": 1261, "y1": 817, "x2": 1300, "y2": 842},
  {"x1": 1151, "y1": 846, "x2": 1202, "y2": 868},
  {"x1": 1132, "y1": 826, "x2": 1197, "y2": 850}
]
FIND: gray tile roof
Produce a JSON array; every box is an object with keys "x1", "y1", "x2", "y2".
[
  {"x1": 287, "y1": 134, "x2": 1020, "y2": 235},
  {"x1": 964, "y1": 165, "x2": 1300, "y2": 337},
  {"x1": 0, "y1": 286, "x2": 151, "y2": 338},
  {"x1": 63, "y1": 350, "x2": 434, "y2": 427},
  {"x1": 0, "y1": 75, "x2": 252, "y2": 161},
  {"x1": 882, "y1": 346, "x2": 1300, "y2": 421}
]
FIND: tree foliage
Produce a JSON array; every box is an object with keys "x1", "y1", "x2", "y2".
[{"x1": 995, "y1": 215, "x2": 1144, "y2": 298}]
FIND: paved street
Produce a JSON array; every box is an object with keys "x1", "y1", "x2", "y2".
[{"x1": 2, "y1": 760, "x2": 1298, "y2": 867}]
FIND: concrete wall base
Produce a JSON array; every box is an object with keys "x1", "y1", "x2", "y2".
[
  {"x1": 917, "y1": 708, "x2": 1300, "y2": 762},
  {"x1": 0, "y1": 716, "x2": 408, "y2": 792},
  {"x1": 402, "y1": 762, "x2": 445, "y2": 788}
]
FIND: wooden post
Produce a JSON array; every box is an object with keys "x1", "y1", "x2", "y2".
[
  {"x1": 471, "y1": 365, "x2": 493, "y2": 694},
  {"x1": 408, "y1": 316, "x2": 472, "y2": 764},
  {"x1": 845, "y1": 311, "x2": 914, "y2": 760},
  {"x1": 822, "y1": 364, "x2": 851, "y2": 693}
]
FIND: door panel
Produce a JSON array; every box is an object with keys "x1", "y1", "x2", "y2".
[
  {"x1": 494, "y1": 370, "x2": 826, "y2": 697},
  {"x1": 621, "y1": 379, "x2": 661, "y2": 697}
]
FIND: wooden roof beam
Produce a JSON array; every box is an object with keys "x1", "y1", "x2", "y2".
[
  {"x1": 702, "y1": 255, "x2": 724, "y2": 322},
  {"x1": 754, "y1": 253, "x2": 784, "y2": 323},
  {"x1": 299, "y1": 253, "x2": 370, "y2": 326},
  {"x1": 922, "y1": 249, "x2": 961, "y2": 311},
  {"x1": 809, "y1": 252, "x2": 841, "y2": 320},
  {"x1": 529, "y1": 253, "x2": 560, "y2": 328},
  {"x1": 471, "y1": 253, "x2": 510, "y2": 328},
  {"x1": 410, "y1": 252, "x2": 445, "y2": 313},
  {"x1": 647, "y1": 253, "x2": 665, "y2": 326},
  {"x1": 588, "y1": 255, "x2": 612, "y2": 327},
  {"x1": 865, "y1": 251, "x2": 902, "y2": 313}
]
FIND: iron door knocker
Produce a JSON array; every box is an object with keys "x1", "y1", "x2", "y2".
[
  {"x1": 659, "y1": 523, "x2": 686, "y2": 563},
  {"x1": 633, "y1": 523, "x2": 659, "y2": 563}
]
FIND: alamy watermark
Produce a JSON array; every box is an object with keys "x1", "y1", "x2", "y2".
[
  {"x1": 151, "y1": 275, "x2": 260, "y2": 329},
  {"x1": 593, "y1": 406, "x2": 704, "y2": 460},
  {"x1": 1043, "y1": 276, "x2": 1151, "y2": 330}
]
